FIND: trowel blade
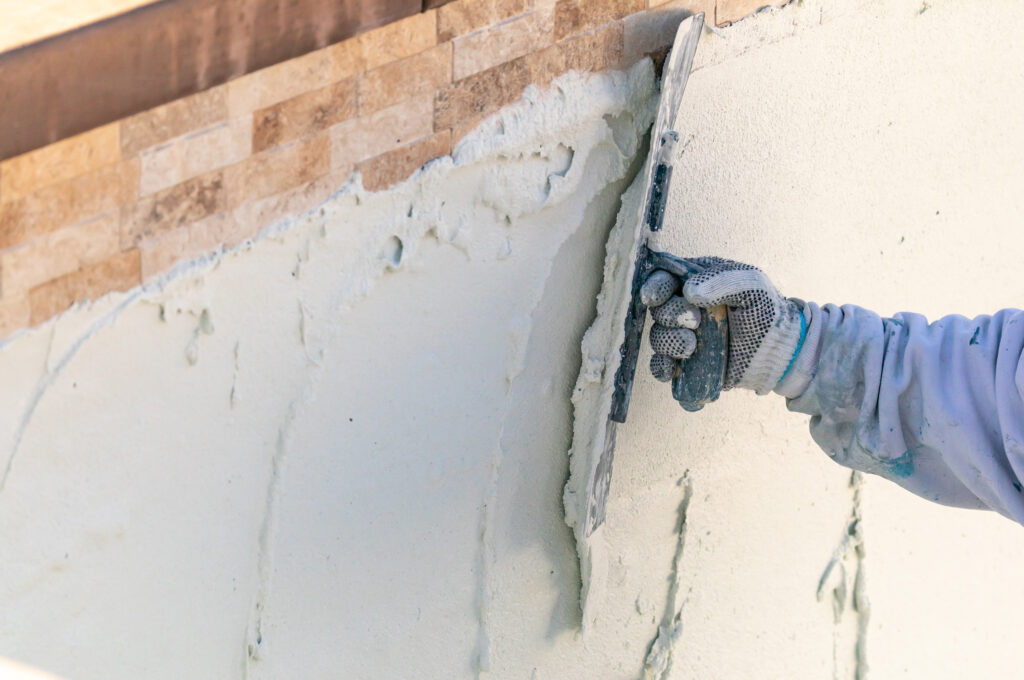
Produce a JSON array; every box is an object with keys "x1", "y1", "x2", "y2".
[{"x1": 584, "y1": 13, "x2": 704, "y2": 537}]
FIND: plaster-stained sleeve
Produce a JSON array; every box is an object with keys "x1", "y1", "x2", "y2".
[{"x1": 779, "y1": 302, "x2": 1024, "y2": 524}]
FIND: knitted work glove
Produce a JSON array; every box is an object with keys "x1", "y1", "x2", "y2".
[{"x1": 641, "y1": 257, "x2": 805, "y2": 395}]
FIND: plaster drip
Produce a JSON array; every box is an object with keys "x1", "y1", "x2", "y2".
[
  {"x1": 639, "y1": 474, "x2": 693, "y2": 680},
  {"x1": 817, "y1": 472, "x2": 869, "y2": 680}
]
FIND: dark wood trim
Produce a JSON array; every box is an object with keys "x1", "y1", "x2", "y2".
[{"x1": 0, "y1": 0, "x2": 431, "y2": 161}]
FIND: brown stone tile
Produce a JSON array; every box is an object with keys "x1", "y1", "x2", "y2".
[
  {"x1": 29, "y1": 249, "x2": 141, "y2": 325},
  {"x1": 121, "y1": 171, "x2": 227, "y2": 249},
  {"x1": 554, "y1": 0, "x2": 643, "y2": 41},
  {"x1": 355, "y1": 11, "x2": 438, "y2": 71},
  {"x1": 332, "y1": 93, "x2": 435, "y2": 170},
  {"x1": 0, "y1": 159, "x2": 140, "y2": 250},
  {"x1": 121, "y1": 87, "x2": 228, "y2": 157},
  {"x1": 559, "y1": 21, "x2": 625, "y2": 73},
  {"x1": 0, "y1": 295, "x2": 30, "y2": 338},
  {"x1": 138, "y1": 117, "x2": 252, "y2": 197},
  {"x1": 225, "y1": 134, "x2": 331, "y2": 207},
  {"x1": 253, "y1": 79, "x2": 358, "y2": 153},
  {"x1": 358, "y1": 131, "x2": 452, "y2": 192},
  {"x1": 227, "y1": 46, "x2": 343, "y2": 118},
  {"x1": 715, "y1": 0, "x2": 782, "y2": 25},
  {"x1": 232, "y1": 168, "x2": 352, "y2": 241},
  {"x1": 1, "y1": 212, "x2": 121, "y2": 297},
  {"x1": 139, "y1": 227, "x2": 192, "y2": 282},
  {"x1": 434, "y1": 55, "x2": 532, "y2": 130},
  {"x1": 622, "y1": 1, "x2": 708, "y2": 65},
  {"x1": 438, "y1": 0, "x2": 532, "y2": 42},
  {"x1": 452, "y1": 9, "x2": 553, "y2": 80},
  {"x1": 0, "y1": 124, "x2": 121, "y2": 203},
  {"x1": 358, "y1": 43, "x2": 453, "y2": 117}
]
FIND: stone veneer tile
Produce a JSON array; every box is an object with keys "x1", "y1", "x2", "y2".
[
  {"x1": 0, "y1": 159, "x2": 140, "y2": 250},
  {"x1": 332, "y1": 93, "x2": 435, "y2": 171},
  {"x1": 121, "y1": 87, "x2": 228, "y2": 157},
  {"x1": 139, "y1": 117, "x2": 253, "y2": 197},
  {"x1": 554, "y1": 0, "x2": 643, "y2": 40},
  {"x1": 438, "y1": 0, "x2": 532, "y2": 42},
  {"x1": 225, "y1": 134, "x2": 331, "y2": 207},
  {"x1": 358, "y1": 131, "x2": 452, "y2": 192},
  {"x1": 452, "y1": 9, "x2": 553, "y2": 80},
  {"x1": 121, "y1": 171, "x2": 227, "y2": 249},
  {"x1": 0, "y1": 295, "x2": 30, "y2": 337},
  {"x1": 0, "y1": 124, "x2": 121, "y2": 203},
  {"x1": 358, "y1": 43, "x2": 453, "y2": 117},
  {"x1": 227, "y1": 47, "x2": 345, "y2": 118},
  {"x1": 231, "y1": 169, "x2": 353, "y2": 241},
  {"x1": 28, "y1": 249, "x2": 140, "y2": 325},
  {"x1": 356, "y1": 11, "x2": 438, "y2": 71},
  {"x1": 1, "y1": 212, "x2": 121, "y2": 297},
  {"x1": 559, "y1": 21, "x2": 624, "y2": 73},
  {"x1": 434, "y1": 55, "x2": 533, "y2": 130},
  {"x1": 716, "y1": 0, "x2": 782, "y2": 25},
  {"x1": 138, "y1": 212, "x2": 252, "y2": 281},
  {"x1": 253, "y1": 79, "x2": 358, "y2": 153}
]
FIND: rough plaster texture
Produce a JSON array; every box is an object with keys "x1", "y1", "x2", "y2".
[{"x1": 1, "y1": 1, "x2": 1024, "y2": 678}]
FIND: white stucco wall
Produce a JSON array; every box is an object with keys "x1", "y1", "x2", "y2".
[{"x1": 1, "y1": 1, "x2": 1023, "y2": 678}]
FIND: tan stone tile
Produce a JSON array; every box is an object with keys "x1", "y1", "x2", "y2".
[
  {"x1": 559, "y1": 21, "x2": 624, "y2": 73},
  {"x1": 0, "y1": 159, "x2": 140, "y2": 250},
  {"x1": 554, "y1": 0, "x2": 643, "y2": 40},
  {"x1": 139, "y1": 227, "x2": 192, "y2": 282},
  {"x1": 356, "y1": 11, "x2": 438, "y2": 71},
  {"x1": 0, "y1": 124, "x2": 120, "y2": 203},
  {"x1": 453, "y1": 9, "x2": 553, "y2": 80},
  {"x1": 122, "y1": 171, "x2": 227, "y2": 249},
  {"x1": 29, "y1": 249, "x2": 141, "y2": 325},
  {"x1": 332, "y1": 93, "x2": 435, "y2": 170},
  {"x1": 225, "y1": 134, "x2": 331, "y2": 207},
  {"x1": 622, "y1": 1, "x2": 709, "y2": 65},
  {"x1": 438, "y1": 0, "x2": 532, "y2": 42},
  {"x1": 358, "y1": 43, "x2": 453, "y2": 117},
  {"x1": 139, "y1": 141, "x2": 184, "y2": 197},
  {"x1": 232, "y1": 169, "x2": 353, "y2": 241},
  {"x1": 327, "y1": 37, "x2": 369, "y2": 83},
  {"x1": 716, "y1": 0, "x2": 782, "y2": 25},
  {"x1": 359, "y1": 131, "x2": 452, "y2": 192},
  {"x1": 434, "y1": 55, "x2": 532, "y2": 130},
  {"x1": 181, "y1": 117, "x2": 253, "y2": 182},
  {"x1": 253, "y1": 79, "x2": 358, "y2": 153},
  {"x1": 0, "y1": 295, "x2": 30, "y2": 337},
  {"x1": 121, "y1": 87, "x2": 227, "y2": 157},
  {"x1": 226, "y1": 47, "x2": 341, "y2": 118},
  {"x1": 1, "y1": 212, "x2": 121, "y2": 297}
]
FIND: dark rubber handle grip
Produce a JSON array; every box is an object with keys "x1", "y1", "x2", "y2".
[{"x1": 672, "y1": 304, "x2": 728, "y2": 411}]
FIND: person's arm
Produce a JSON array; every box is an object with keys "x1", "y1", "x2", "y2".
[
  {"x1": 644, "y1": 258, "x2": 1024, "y2": 524},
  {"x1": 778, "y1": 303, "x2": 1024, "y2": 522}
]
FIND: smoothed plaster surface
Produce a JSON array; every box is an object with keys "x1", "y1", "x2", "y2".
[{"x1": 1, "y1": 1, "x2": 1024, "y2": 678}]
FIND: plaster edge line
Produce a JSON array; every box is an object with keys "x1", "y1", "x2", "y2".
[
  {"x1": 0, "y1": 288, "x2": 144, "y2": 496},
  {"x1": 639, "y1": 472, "x2": 694, "y2": 680}
]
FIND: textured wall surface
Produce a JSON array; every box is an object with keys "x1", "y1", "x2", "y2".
[{"x1": 1, "y1": 0, "x2": 1023, "y2": 678}]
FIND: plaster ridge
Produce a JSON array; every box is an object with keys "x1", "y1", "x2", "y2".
[{"x1": 639, "y1": 473, "x2": 694, "y2": 680}]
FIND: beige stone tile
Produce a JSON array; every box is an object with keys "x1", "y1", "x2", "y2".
[
  {"x1": 0, "y1": 159, "x2": 140, "y2": 250},
  {"x1": 358, "y1": 43, "x2": 453, "y2": 117},
  {"x1": 225, "y1": 134, "x2": 331, "y2": 207},
  {"x1": 29, "y1": 249, "x2": 140, "y2": 325},
  {"x1": 226, "y1": 47, "x2": 341, "y2": 118},
  {"x1": 139, "y1": 117, "x2": 253, "y2": 197},
  {"x1": 0, "y1": 294, "x2": 30, "y2": 338},
  {"x1": 452, "y1": 9, "x2": 553, "y2": 80},
  {"x1": 331, "y1": 93, "x2": 435, "y2": 170},
  {"x1": 139, "y1": 141, "x2": 184, "y2": 197},
  {"x1": 554, "y1": 0, "x2": 643, "y2": 40},
  {"x1": 438, "y1": 0, "x2": 532, "y2": 42},
  {"x1": 1, "y1": 212, "x2": 121, "y2": 296},
  {"x1": 121, "y1": 171, "x2": 227, "y2": 249},
  {"x1": 559, "y1": 21, "x2": 624, "y2": 73},
  {"x1": 253, "y1": 79, "x2": 358, "y2": 153},
  {"x1": 359, "y1": 131, "x2": 452, "y2": 192},
  {"x1": 121, "y1": 87, "x2": 227, "y2": 157},
  {"x1": 622, "y1": 1, "x2": 709, "y2": 65},
  {"x1": 232, "y1": 169, "x2": 353, "y2": 241},
  {"x1": 0, "y1": 123, "x2": 120, "y2": 203},
  {"x1": 434, "y1": 54, "x2": 533, "y2": 130},
  {"x1": 139, "y1": 226, "x2": 192, "y2": 281},
  {"x1": 356, "y1": 11, "x2": 438, "y2": 71}
]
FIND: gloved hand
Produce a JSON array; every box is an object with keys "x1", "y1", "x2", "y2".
[{"x1": 641, "y1": 257, "x2": 806, "y2": 395}]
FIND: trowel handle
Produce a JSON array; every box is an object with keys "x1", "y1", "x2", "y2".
[
  {"x1": 672, "y1": 304, "x2": 728, "y2": 411},
  {"x1": 644, "y1": 250, "x2": 729, "y2": 411}
]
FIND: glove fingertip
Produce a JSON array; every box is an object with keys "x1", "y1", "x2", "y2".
[{"x1": 649, "y1": 353, "x2": 677, "y2": 383}]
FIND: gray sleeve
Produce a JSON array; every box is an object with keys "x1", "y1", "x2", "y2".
[{"x1": 776, "y1": 302, "x2": 1024, "y2": 523}]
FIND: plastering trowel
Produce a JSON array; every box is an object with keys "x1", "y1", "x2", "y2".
[{"x1": 564, "y1": 13, "x2": 728, "y2": 622}]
